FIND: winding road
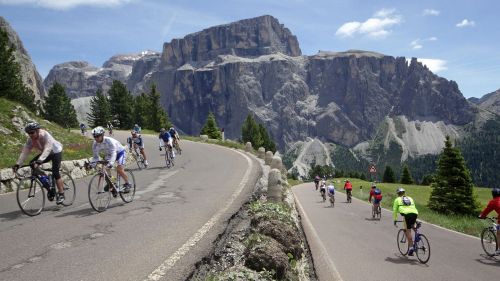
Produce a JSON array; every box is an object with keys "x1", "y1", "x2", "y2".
[{"x1": 0, "y1": 131, "x2": 261, "y2": 281}]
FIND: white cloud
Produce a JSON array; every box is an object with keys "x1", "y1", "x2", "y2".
[
  {"x1": 456, "y1": 19, "x2": 475, "y2": 28},
  {"x1": 410, "y1": 40, "x2": 422, "y2": 49},
  {"x1": 0, "y1": 0, "x2": 132, "y2": 10},
  {"x1": 335, "y1": 8, "x2": 401, "y2": 39},
  {"x1": 423, "y1": 9, "x2": 440, "y2": 16},
  {"x1": 416, "y1": 58, "x2": 447, "y2": 73},
  {"x1": 428, "y1": 37, "x2": 437, "y2": 41}
]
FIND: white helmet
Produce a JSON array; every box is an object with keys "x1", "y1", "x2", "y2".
[{"x1": 92, "y1": 126, "x2": 105, "y2": 137}]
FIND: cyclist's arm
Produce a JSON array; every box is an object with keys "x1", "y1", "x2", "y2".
[
  {"x1": 368, "y1": 192, "x2": 373, "y2": 203},
  {"x1": 479, "y1": 200, "x2": 496, "y2": 218},
  {"x1": 16, "y1": 139, "x2": 33, "y2": 166},
  {"x1": 392, "y1": 198, "x2": 399, "y2": 221}
]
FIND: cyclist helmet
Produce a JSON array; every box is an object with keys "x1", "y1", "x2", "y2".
[
  {"x1": 371, "y1": 184, "x2": 377, "y2": 189},
  {"x1": 396, "y1": 187, "x2": 405, "y2": 195},
  {"x1": 92, "y1": 126, "x2": 105, "y2": 137},
  {"x1": 160, "y1": 128, "x2": 165, "y2": 132},
  {"x1": 131, "y1": 130, "x2": 137, "y2": 135},
  {"x1": 24, "y1": 121, "x2": 40, "y2": 133},
  {"x1": 492, "y1": 187, "x2": 500, "y2": 198}
]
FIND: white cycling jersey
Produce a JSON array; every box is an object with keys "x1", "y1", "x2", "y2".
[
  {"x1": 91, "y1": 136, "x2": 125, "y2": 166},
  {"x1": 17, "y1": 129, "x2": 63, "y2": 165}
]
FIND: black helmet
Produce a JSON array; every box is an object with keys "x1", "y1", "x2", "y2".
[
  {"x1": 24, "y1": 121, "x2": 40, "y2": 133},
  {"x1": 492, "y1": 188, "x2": 500, "y2": 198}
]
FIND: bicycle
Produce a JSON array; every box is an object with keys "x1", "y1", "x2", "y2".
[
  {"x1": 161, "y1": 145, "x2": 175, "y2": 168},
  {"x1": 480, "y1": 217, "x2": 498, "y2": 257},
  {"x1": 372, "y1": 203, "x2": 382, "y2": 219},
  {"x1": 15, "y1": 164, "x2": 76, "y2": 216},
  {"x1": 346, "y1": 189, "x2": 352, "y2": 203},
  {"x1": 320, "y1": 188, "x2": 326, "y2": 202},
  {"x1": 329, "y1": 194, "x2": 335, "y2": 207},
  {"x1": 173, "y1": 139, "x2": 182, "y2": 155},
  {"x1": 131, "y1": 145, "x2": 147, "y2": 170},
  {"x1": 85, "y1": 160, "x2": 136, "y2": 212},
  {"x1": 396, "y1": 220, "x2": 431, "y2": 264}
]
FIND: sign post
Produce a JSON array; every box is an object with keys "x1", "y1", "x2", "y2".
[{"x1": 369, "y1": 164, "x2": 377, "y2": 182}]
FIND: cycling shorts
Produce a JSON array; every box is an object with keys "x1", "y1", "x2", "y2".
[
  {"x1": 373, "y1": 199, "x2": 381, "y2": 204},
  {"x1": 402, "y1": 213, "x2": 418, "y2": 229},
  {"x1": 115, "y1": 150, "x2": 126, "y2": 166}
]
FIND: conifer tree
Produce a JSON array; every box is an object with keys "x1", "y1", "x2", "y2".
[
  {"x1": 241, "y1": 114, "x2": 263, "y2": 149},
  {"x1": 133, "y1": 92, "x2": 149, "y2": 129},
  {"x1": 383, "y1": 166, "x2": 396, "y2": 183},
  {"x1": 259, "y1": 123, "x2": 277, "y2": 153},
  {"x1": 428, "y1": 136, "x2": 479, "y2": 215},
  {"x1": 108, "y1": 80, "x2": 134, "y2": 129},
  {"x1": 400, "y1": 165, "x2": 414, "y2": 184},
  {"x1": 0, "y1": 27, "x2": 36, "y2": 111},
  {"x1": 200, "y1": 112, "x2": 221, "y2": 139},
  {"x1": 146, "y1": 84, "x2": 170, "y2": 130},
  {"x1": 43, "y1": 82, "x2": 78, "y2": 128},
  {"x1": 86, "y1": 89, "x2": 111, "y2": 128}
]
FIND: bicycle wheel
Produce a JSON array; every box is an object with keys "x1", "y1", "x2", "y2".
[
  {"x1": 88, "y1": 174, "x2": 110, "y2": 212},
  {"x1": 377, "y1": 205, "x2": 382, "y2": 219},
  {"x1": 321, "y1": 192, "x2": 326, "y2": 202},
  {"x1": 119, "y1": 170, "x2": 136, "y2": 203},
  {"x1": 397, "y1": 229, "x2": 408, "y2": 256},
  {"x1": 170, "y1": 150, "x2": 175, "y2": 167},
  {"x1": 415, "y1": 234, "x2": 431, "y2": 264},
  {"x1": 330, "y1": 196, "x2": 335, "y2": 207},
  {"x1": 372, "y1": 206, "x2": 376, "y2": 218},
  {"x1": 136, "y1": 152, "x2": 146, "y2": 170},
  {"x1": 16, "y1": 178, "x2": 45, "y2": 216},
  {"x1": 61, "y1": 172, "x2": 76, "y2": 206},
  {"x1": 481, "y1": 228, "x2": 498, "y2": 256}
]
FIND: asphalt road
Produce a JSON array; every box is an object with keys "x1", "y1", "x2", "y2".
[
  {"x1": 0, "y1": 131, "x2": 261, "y2": 281},
  {"x1": 293, "y1": 183, "x2": 499, "y2": 281}
]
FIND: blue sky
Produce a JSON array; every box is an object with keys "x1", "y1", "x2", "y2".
[{"x1": 1, "y1": 0, "x2": 499, "y2": 98}]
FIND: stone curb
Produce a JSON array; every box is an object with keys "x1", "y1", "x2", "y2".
[{"x1": 293, "y1": 191, "x2": 343, "y2": 281}]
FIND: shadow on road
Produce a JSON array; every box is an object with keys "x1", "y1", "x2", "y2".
[
  {"x1": 385, "y1": 255, "x2": 429, "y2": 267},
  {"x1": 475, "y1": 256, "x2": 500, "y2": 266},
  {"x1": 364, "y1": 217, "x2": 381, "y2": 221},
  {"x1": 0, "y1": 209, "x2": 25, "y2": 221},
  {"x1": 54, "y1": 208, "x2": 95, "y2": 218}
]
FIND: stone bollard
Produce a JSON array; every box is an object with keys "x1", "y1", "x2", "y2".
[
  {"x1": 200, "y1": 135, "x2": 209, "y2": 142},
  {"x1": 270, "y1": 155, "x2": 283, "y2": 170},
  {"x1": 257, "y1": 147, "x2": 265, "y2": 159},
  {"x1": 265, "y1": 151, "x2": 273, "y2": 165},
  {"x1": 245, "y1": 142, "x2": 253, "y2": 152},
  {"x1": 268, "y1": 168, "x2": 283, "y2": 203}
]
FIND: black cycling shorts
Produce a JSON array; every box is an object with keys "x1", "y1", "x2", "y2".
[
  {"x1": 402, "y1": 213, "x2": 418, "y2": 229},
  {"x1": 31, "y1": 152, "x2": 62, "y2": 180}
]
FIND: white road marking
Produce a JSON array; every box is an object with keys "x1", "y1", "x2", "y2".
[{"x1": 144, "y1": 149, "x2": 253, "y2": 281}]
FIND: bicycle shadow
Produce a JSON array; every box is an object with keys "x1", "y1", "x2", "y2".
[
  {"x1": 364, "y1": 217, "x2": 381, "y2": 221},
  {"x1": 475, "y1": 255, "x2": 500, "y2": 266},
  {"x1": 0, "y1": 209, "x2": 25, "y2": 221},
  {"x1": 385, "y1": 255, "x2": 429, "y2": 267}
]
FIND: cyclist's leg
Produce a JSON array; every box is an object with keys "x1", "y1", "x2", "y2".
[
  {"x1": 168, "y1": 138, "x2": 175, "y2": 157},
  {"x1": 50, "y1": 152, "x2": 64, "y2": 194},
  {"x1": 403, "y1": 213, "x2": 417, "y2": 248},
  {"x1": 115, "y1": 151, "x2": 129, "y2": 185}
]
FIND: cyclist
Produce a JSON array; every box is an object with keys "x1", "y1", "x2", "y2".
[
  {"x1": 344, "y1": 179, "x2": 353, "y2": 202},
  {"x1": 327, "y1": 182, "x2": 335, "y2": 203},
  {"x1": 133, "y1": 124, "x2": 141, "y2": 133},
  {"x1": 90, "y1": 126, "x2": 131, "y2": 195},
  {"x1": 158, "y1": 128, "x2": 175, "y2": 158},
  {"x1": 107, "y1": 121, "x2": 113, "y2": 136},
  {"x1": 369, "y1": 184, "x2": 383, "y2": 213},
  {"x1": 168, "y1": 126, "x2": 181, "y2": 151},
  {"x1": 80, "y1": 123, "x2": 86, "y2": 135},
  {"x1": 319, "y1": 179, "x2": 327, "y2": 200},
  {"x1": 478, "y1": 187, "x2": 500, "y2": 255},
  {"x1": 127, "y1": 130, "x2": 149, "y2": 167},
  {"x1": 12, "y1": 122, "x2": 66, "y2": 204},
  {"x1": 393, "y1": 187, "x2": 419, "y2": 256},
  {"x1": 314, "y1": 175, "x2": 320, "y2": 190}
]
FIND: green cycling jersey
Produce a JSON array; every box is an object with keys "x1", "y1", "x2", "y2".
[{"x1": 392, "y1": 196, "x2": 419, "y2": 220}]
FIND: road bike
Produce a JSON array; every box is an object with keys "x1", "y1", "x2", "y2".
[
  {"x1": 328, "y1": 194, "x2": 335, "y2": 207},
  {"x1": 161, "y1": 145, "x2": 175, "y2": 168},
  {"x1": 372, "y1": 203, "x2": 382, "y2": 219},
  {"x1": 314, "y1": 181, "x2": 319, "y2": 190},
  {"x1": 85, "y1": 160, "x2": 136, "y2": 212},
  {"x1": 480, "y1": 217, "x2": 498, "y2": 257},
  {"x1": 131, "y1": 145, "x2": 147, "y2": 170},
  {"x1": 320, "y1": 188, "x2": 326, "y2": 202},
  {"x1": 396, "y1": 220, "x2": 431, "y2": 264},
  {"x1": 15, "y1": 164, "x2": 76, "y2": 216},
  {"x1": 346, "y1": 189, "x2": 352, "y2": 203},
  {"x1": 173, "y1": 139, "x2": 182, "y2": 155}
]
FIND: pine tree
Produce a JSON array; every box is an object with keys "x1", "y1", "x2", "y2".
[
  {"x1": 86, "y1": 89, "x2": 111, "y2": 128},
  {"x1": 428, "y1": 136, "x2": 479, "y2": 215},
  {"x1": 0, "y1": 27, "x2": 36, "y2": 111},
  {"x1": 400, "y1": 165, "x2": 414, "y2": 184},
  {"x1": 241, "y1": 114, "x2": 263, "y2": 149},
  {"x1": 200, "y1": 112, "x2": 221, "y2": 139},
  {"x1": 383, "y1": 166, "x2": 396, "y2": 183},
  {"x1": 146, "y1": 84, "x2": 171, "y2": 130},
  {"x1": 133, "y1": 92, "x2": 149, "y2": 129},
  {"x1": 43, "y1": 82, "x2": 78, "y2": 128},
  {"x1": 258, "y1": 123, "x2": 277, "y2": 153},
  {"x1": 108, "y1": 80, "x2": 134, "y2": 129}
]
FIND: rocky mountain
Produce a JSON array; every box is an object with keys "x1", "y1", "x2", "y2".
[
  {"x1": 0, "y1": 16, "x2": 46, "y2": 99},
  {"x1": 44, "y1": 51, "x2": 160, "y2": 98},
  {"x1": 473, "y1": 89, "x2": 500, "y2": 115}
]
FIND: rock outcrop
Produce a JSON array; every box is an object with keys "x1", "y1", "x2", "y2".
[
  {"x1": 474, "y1": 89, "x2": 500, "y2": 115},
  {"x1": 0, "y1": 16, "x2": 46, "y2": 99}
]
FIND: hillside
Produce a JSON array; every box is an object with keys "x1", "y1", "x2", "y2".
[{"x1": 0, "y1": 98, "x2": 92, "y2": 168}]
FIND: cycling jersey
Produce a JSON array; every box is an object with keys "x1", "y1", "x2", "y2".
[
  {"x1": 369, "y1": 189, "x2": 383, "y2": 203},
  {"x1": 392, "y1": 196, "x2": 418, "y2": 221},
  {"x1": 327, "y1": 185, "x2": 335, "y2": 195},
  {"x1": 479, "y1": 197, "x2": 500, "y2": 224},
  {"x1": 92, "y1": 136, "x2": 126, "y2": 166},
  {"x1": 169, "y1": 128, "x2": 178, "y2": 139},
  {"x1": 127, "y1": 134, "x2": 144, "y2": 148},
  {"x1": 17, "y1": 129, "x2": 63, "y2": 165},
  {"x1": 159, "y1": 131, "x2": 173, "y2": 147},
  {"x1": 344, "y1": 182, "x2": 352, "y2": 190}
]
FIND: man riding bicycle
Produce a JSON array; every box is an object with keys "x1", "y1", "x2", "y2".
[
  {"x1": 314, "y1": 175, "x2": 320, "y2": 190},
  {"x1": 90, "y1": 126, "x2": 131, "y2": 195},
  {"x1": 369, "y1": 184, "x2": 383, "y2": 213},
  {"x1": 107, "y1": 121, "x2": 113, "y2": 136},
  {"x1": 13, "y1": 122, "x2": 66, "y2": 204},
  {"x1": 319, "y1": 179, "x2": 327, "y2": 199},
  {"x1": 127, "y1": 130, "x2": 149, "y2": 167},
  {"x1": 158, "y1": 128, "x2": 175, "y2": 158},
  {"x1": 393, "y1": 187, "x2": 419, "y2": 256},
  {"x1": 168, "y1": 126, "x2": 181, "y2": 152},
  {"x1": 478, "y1": 187, "x2": 500, "y2": 255},
  {"x1": 327, "y1": 182, "x2": 335, "y2": 202},
  {"x1": 344, "y1": 179, "x2": 353, "y2": 201}
]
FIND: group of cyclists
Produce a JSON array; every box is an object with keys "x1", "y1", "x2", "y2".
[
  {"x1": 12, "y1": 121, "x2": 182, "y2": 205},
  {"x1": 312, "y1": 175, "x2": 500, "y2": 256}
]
